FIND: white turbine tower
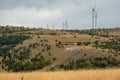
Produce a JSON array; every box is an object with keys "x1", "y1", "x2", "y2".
[
  {"x1": 95, "y1": 9, "x2": 98, "y2": 29},
  {"x1": 47, "y1": 24, "x2": 49, "y2": 29},
  {"x1": 92, "y1": 7, "x2": 95, "y2": 29},
  {"x1": 64, "y1": 17, "x2": 68, "y2": 30},
  {"x1": 91, "y1": 5, "x2": 99, "y2": 30},
  {"x1": 63, "y1": 22, "x2": 65, "y2": 30}
]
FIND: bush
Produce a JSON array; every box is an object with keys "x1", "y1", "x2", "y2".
[
  {"x1": 0, "y1": 35, "x2": 30, "y2": 46},
  {"x1": 49, "y1": 32, "x2": 57, "y2": 35},
  {"x1": 77, "y1": 42, "x2": 82, "y2": 46},
  {"x1": 59, "y1": 56, "x2": 120, "y2": 70}
]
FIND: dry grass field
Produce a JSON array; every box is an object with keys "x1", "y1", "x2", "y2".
[{"x1": 0, "y1": 69, "x2": 120, "y2": 80}]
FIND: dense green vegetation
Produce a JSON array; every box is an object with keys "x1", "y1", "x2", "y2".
[
  {"x1": 98, "y1": 37, "x2": 120, "y2": 51},
  {"x1": 1, "y1": 49, "x2": 51, "y2": 72},
  {"x1": 0, "y1": 35, "x2": 52, "y2": 72},
  {"x1": 0, "y1": 35, "x2": 30, "y2": 56},
  {"x1": 0, "y1": 35, "x2": 30, "y2": 46},
  {"x1": 60, "y1": 56, "x2": 120, "y2": 70}
]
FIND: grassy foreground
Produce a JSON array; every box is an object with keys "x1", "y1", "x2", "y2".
[{"x1": 0, "y1": 69, "x2": 120, "y2": 80}]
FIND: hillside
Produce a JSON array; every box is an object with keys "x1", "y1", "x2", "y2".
[{"x1": 0, "y1": 26, "x2": 120, "y2": 72}]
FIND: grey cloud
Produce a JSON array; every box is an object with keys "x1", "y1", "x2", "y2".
[{"x1": 0, "y1": 0, "x2": 120, "y2": 29}]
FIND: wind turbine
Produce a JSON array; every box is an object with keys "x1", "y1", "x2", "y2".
[
  {"x1": 63, "y1": 22, "x2": 65, "y2": 30},
  {"x1": 47, "y1": 24, "x2": 49, "y2": 29},
  {"x1": 95, "y1": 9, "x2": 99, "y2": 29},
  {"x1": 64, "y1": 17, "x2": 68, "y2": 30},
  {"x1": 52, "y1": 25, "x2": 55, "y2": 30},
  {"x1": 92, "y1": 8, "x2": 95, "y2": 29}
]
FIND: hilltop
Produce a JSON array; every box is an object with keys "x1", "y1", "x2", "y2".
[{"x1": 0, "y1": 25, "x2": 120, "y2": 72}]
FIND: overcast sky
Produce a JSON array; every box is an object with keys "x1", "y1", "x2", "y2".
[{"x1": 0, "y1": 0, "x2": 120, "y2": 29}]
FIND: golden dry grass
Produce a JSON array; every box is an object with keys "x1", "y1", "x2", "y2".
[{"x1": 0, "y1": 69, "x2": 120, "y2": 80}]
